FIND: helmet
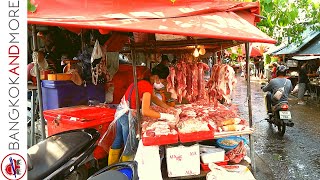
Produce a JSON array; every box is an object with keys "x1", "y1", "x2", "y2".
[{"x1": 276, "y1": 65, "x2": 288, "y2": 74}]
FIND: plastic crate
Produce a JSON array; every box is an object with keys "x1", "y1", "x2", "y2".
[
  {"x1": 142, "y1": 133, "x2": 179, "y2": 146},
  {"x1": 41, "y1": 80, "x2": 105, "y2": 110}
]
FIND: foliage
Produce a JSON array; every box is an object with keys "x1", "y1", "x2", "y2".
[
  {"x1": 265, "y1": 54, "x2": 271, "y2": 64},
  {"x1": 28, "y1": 0, "x2": 37, "y2": 13},
  {"x1": 256, "y1": 0, "x2": 320, "y2": 45},
  {"x1": 230, "y1": 53, "x2": 238, "y2": 61}
]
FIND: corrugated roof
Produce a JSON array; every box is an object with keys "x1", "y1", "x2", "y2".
[
  {"x1": 272, "y1": 29, "x2": 320, "y2": 55},
  {"x1": 295, "y1": 35, "x2": 320, "y2": 55}
]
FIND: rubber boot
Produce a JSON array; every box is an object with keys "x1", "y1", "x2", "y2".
[
  {"x1": 108, "y1": 148, "x2": 121, "y2": 165},
  {"x1": 121, "y1": 155, "x2": 134, "y2": 162}
]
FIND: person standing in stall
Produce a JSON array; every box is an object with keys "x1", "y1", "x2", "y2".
[
  {"x1": 297, "y1": 61, "x2": 309, "y2": 105},
  {"x1": 153, "y1": 55, "x2": 170, "y2": 102},
  {"x1": 108, "y1": 65, "x2": 175, "y2": 165}
]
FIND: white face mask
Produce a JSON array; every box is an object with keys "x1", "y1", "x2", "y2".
[{"x1": 154, "y1": 82, "x2": 165, "y2": 90}]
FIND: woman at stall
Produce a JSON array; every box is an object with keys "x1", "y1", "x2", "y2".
[{"x1": 108, "y1": 65, "x2": 175, "y2": 165}]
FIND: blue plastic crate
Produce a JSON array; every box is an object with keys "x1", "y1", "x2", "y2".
[{"x1": 41, "y1": 80, "x2": 105, "y2": 110}]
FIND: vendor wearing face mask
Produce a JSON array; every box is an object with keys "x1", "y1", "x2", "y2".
[
  {"x1": 108, "y1": 65, "x2": 174, "y2": 165},
  {"x1": 153, "y1": 54, "x2": 172, "y2": 104},
  {"x1": 153, "y1": 63, "x2": 169, "y2": 103}
]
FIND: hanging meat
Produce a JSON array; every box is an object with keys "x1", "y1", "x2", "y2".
[
  {"x1": 191, "y1": 63, "x2": 199, "y2": 102},
  {"x1": 167, "y1": 66, "x2": 177, "y2": 99},
  {"x1": 185, "y1": 64, "x2": 193, "y2": 102},
  {"x1": 197, "y1": 62, "x2": 210, "y2": 100},
  {"x1": 175, "y1": 61, "x2": 187, "y2": 103},
  {"x1": 207, "y1": 64, "x2": 237, "y2": 107}
]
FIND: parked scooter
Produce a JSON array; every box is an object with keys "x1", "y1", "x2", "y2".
[
  {"x1": 27, "y1": 128, "x2": 100, "y2": 180},
  {"x1": 87, "y1": 161, "x2": 138, "y2": 180},
  {"x1": 28, "y1": 128, "x2": 139, "y2": 180}
]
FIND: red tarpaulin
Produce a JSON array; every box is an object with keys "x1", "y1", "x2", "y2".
[{"x1": 28, "y1": 0, "x2": 276, "y2": 44}]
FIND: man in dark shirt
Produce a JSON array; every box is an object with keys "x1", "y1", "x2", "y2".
[{"x1": 298, "y1": 62, "x2": 309, "y2": 105}]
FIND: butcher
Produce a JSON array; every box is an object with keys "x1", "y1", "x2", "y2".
[
  {"x1": 153, "y1": 55, "x2": 170, "y2": 103},
  {"x1": 107, "y1": 65, "x2": 175, "y2": 165}
]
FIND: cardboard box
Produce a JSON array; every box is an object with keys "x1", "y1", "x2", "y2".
[{"x1": 166, "y1": 144, "x2": 200, "y2": 177}]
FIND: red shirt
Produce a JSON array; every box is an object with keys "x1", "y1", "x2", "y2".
[{"x1": 124, "y1": 80, "x2": 153, "y2": 109}]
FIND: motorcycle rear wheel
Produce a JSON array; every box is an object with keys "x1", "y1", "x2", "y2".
[{"x1": 277, "y1": 121, "x2": 286, "y2": 136}]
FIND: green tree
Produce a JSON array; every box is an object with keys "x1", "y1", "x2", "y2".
[{"x1": 257, "y1": 0, "x2": 320, "y2": 44}]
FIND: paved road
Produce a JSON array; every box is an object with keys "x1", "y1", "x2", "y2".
[{"x1": 233, "y1": 76, "x2": 320, "y2": 180}]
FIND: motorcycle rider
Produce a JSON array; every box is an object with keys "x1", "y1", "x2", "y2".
[{"x1": 262, "y1": 65, "x2": 293, "y2": 114}]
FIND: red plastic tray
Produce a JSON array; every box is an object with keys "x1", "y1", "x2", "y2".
[
  {"x1": 200, "y1": 156, "x2": 229, "y2": 171},
  {"x1": 142, "y1": 133, "x2": 179, "y2": 146},
  {"x1": 178, "y1": 130, "x2": 214, "y2": 143}
]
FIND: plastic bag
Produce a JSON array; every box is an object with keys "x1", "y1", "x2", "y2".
[
  {"x1": 98, "y1": 98, "x2": 139, "y2": 159},
  {"x1": 292, "y1": 84, "x2": 299, "y2": 94},
  {"x1": 91, "y1": 40, "x2": 103, "y2": 64},
  {"x1": 91, "y1": 40, "x2": 107, "y2": 85},
  {"x1": 273, "y1": 87, "x2": 284, "y2": 101},
  {"x1": 134, "y1": 140, "x2": 162, "y2": 180},
  {"x1": 122, "y1": 111, "x2": 139, "y2": 156},
  {"x1": 207, "y1": 163, "x2": 255, "y2": 180}
]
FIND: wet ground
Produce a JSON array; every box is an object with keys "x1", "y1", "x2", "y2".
[{"x1": 233, "y1": 75, "x2": 320, "y2": 180}]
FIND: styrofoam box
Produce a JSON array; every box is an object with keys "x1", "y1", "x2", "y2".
[
  {"x1": 200, "y1": 145, "x2": 225, "y2": 164},
  {"x1": 166, "y1": 144, "x2": 200, "y2": 177}
]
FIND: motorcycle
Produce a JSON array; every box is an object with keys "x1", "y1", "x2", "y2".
[
  {"x1": 261, "y1": 83, "x2": 294, "y2": 136},
  {"x1": 266, "y1": 101, "x2": 294, "y2": 136},
  {"x1": 27, "y1": 128, "x2": 139, "y2": 180},
  {"x1": 87, "y1": 161, "x2": 138, "y2": 180},
  {"x1": 27, "y1": 128, "x2": 100, "y2": 180}
]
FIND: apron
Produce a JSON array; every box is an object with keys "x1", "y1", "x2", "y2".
[{"x1": 98, "y1": 84, "x2": 139, "y2": 156}]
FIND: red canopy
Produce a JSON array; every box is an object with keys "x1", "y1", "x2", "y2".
[
  {"x1": 28, "y1": 0, "x2": 276, "y2": 44},
  {"x1": 241, "y1": 44, "x2": 263, "y2": 57}
]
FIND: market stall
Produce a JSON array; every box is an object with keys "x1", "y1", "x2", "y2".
[{"x1": 27, "y1": 0, "x2": 276, "y2": 179}]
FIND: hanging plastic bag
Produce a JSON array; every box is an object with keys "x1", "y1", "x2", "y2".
[
  {"x1": 91, "y1": 40, "x2": 103, "y2": 64},
  {"x1": 98, "y1": 96, "x2": 139, "y2": 159},
  {"x1": 98, "y1": 97, "x2": 130, "y2": 153},
  {"x1": 91, "y1": 40, "x2": 107, "y2": 85},
  {"x1": 121, "y1": 110, "x2": 139, "y2": 158}
]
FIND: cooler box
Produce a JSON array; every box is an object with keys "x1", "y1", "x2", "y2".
[
  {"x1": 41, "y1": 80, "x2": 105, "y2": 110},
  {"x1": 166, "y1": 144, "x2": 200, "y2": 177},
  {"x1": 43, "y1": 105, "x2": 116, "y2": 160}
]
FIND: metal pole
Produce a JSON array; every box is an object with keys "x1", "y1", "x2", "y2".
[
  {"x1": 131, "y1": 45, "x2": 141, "y2": 140},
  {"x1": 30, "y1": 89, "x2": 36, "y2": 145},
  {"x1": 245, "y1": 42, "x2": 256, "y2": 175},
  {"x1": 32, "y1": 25, "x2": 46, "y2": 140}
]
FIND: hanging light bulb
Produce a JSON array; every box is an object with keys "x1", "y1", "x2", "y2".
[
  {"x1": 199, "y1": 45, "x2": 206, "y2": 55},
  {"x1": 193, "y1": 48, "x2": 199, "y2": 57}
]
